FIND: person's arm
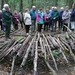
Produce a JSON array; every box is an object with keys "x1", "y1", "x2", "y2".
[
  {"x1": 3, "y1": 11, "x2": 11, "y2": 20},
  {"x1": 36, "y1": 14, "x2": 39, "y2": 22},
  {"x1": 55, "y1": 11, "x2": 59, "y2": 19},
  {"x1": 70, "y1": 9, "x2": 75, "y2": 16}
]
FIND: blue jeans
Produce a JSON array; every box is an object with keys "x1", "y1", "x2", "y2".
[{"x1": 70, "y1": 22, "x2": 75, "y2": 30}]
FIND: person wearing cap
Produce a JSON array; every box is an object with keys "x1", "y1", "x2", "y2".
[
  {"x1": 36, "y1": 8, "x2": 46, "y2": 32},
  {"x1": 62, "y1": 6, "x2": 71, "y2": 31},
  {"x1": 58, "y1": 7, "x2": 64, "y2": 31},
  {"x1": 51, "y1": 7, "x2": 59, "y2": 32},
  {"x1": 2, "y1": 4, "x2": 12, "y2": 41},
  {"x1": 30, "y1": 6, "x2": 36, "y2": 32}
]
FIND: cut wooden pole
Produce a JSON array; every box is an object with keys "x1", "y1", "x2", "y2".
[
  {"x1": 10, "y1": 55, "x2": 16, "y2": 75},
  {"x1": 42, "y1": 33, "x2": 58, "y2": 70},
  {"x1": 59, "y1": 37, "x2": 75, "y2": 61},
  {"x1": 33, "y1": 40, "x2": 38, "y2": 75},
  {"x1": 17, "y1": 35, "x2": 31, "y2": 57},
  {"x1": 55, "y1": 38, "x2": 68, "y2": 63},
  {"x1": 20, "y1": 35, "x2": 36, "y2": 67},
  {"x1": 45, "y1": 60, "x2": 57, "y2": 75}
]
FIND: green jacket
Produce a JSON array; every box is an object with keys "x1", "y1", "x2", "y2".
[
  {"x1": 2, "y1": 10, "x2": 12, "y2": 26},
  {"x1": 51, "y1": 10, "x2": 59, "y2": 19}
]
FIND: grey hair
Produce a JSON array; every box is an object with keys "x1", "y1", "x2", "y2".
[{"x1": 3, "y1": 4, "x2": 9, "y2": 8}]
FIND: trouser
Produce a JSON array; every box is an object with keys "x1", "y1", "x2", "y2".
[
  {"x1": 25, "y1": 25, "x2": 30, "y2": 33},
  {"x1": 13, "y1": 23, "x2": 18, "y2": 30},
  {"x1": 58, "y1": 21, "x2": 63, "y2": 30},
  {"x1": 49, "y1": 18, "x2": 52, "y2": 30},
  {"x1": 63, "y1": 23, "x2": 68, "y2": 31},
  {"x1": 5, "y1": 24, "x2": 11, "y2": 40},
  {"x1": 38, "y1": 24, "x2": 43, "y2": 32},
  {"x1": 70, "y1": 22, "x2": 75, "y2": 31},
  {"x1": 0, "y1": 21, "x2": 2, "y2": 30},
  {"x1": 20, "y1": 21, "x2": 23, "y2": 28},
  {"x1": 31, "y1": 20, "x2": 36, "y2": 32},
  {"x1": 52, "y1": 20, "x2": 57, "y2": 31},
  {"x1": 44, "y1": 22, "x2": 49, "y2": 31}
]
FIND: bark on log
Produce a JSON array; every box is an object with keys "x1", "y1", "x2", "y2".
[
  {"x1": 17, "y1": 35, "x2": 31, "y2": 57},
  {"x1": 42, "y1": 33, "x2": 58, "y2": 70},
  {"x1": 33, "y1": 40, "x2": 38, "y2": 75},
  {"x1": 20, "y1": 35, "x2": 36, "y2": 67}
]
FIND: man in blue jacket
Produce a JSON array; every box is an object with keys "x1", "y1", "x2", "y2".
[{"x1": 30, "y1": 6, "x2": 36, "y2": 32}]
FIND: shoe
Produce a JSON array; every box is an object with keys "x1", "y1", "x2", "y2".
[{"x1": 26, "y1": 33, "x2": 29, "y2": 35}]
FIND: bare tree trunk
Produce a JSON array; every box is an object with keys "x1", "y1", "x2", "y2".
[
  {"x1": 68, "y1": 0, "x2": 73, "y2": 9},
  {"x1": 31, "y1": 0, "x2": 34, "y2": 7},
  {"x1": 1, "y1": 0, "x2": 4, "y2": 9},
  {"x1": 55, "y1": 0, "x2": 58, "y2": 6},
  {"x1": 19, "y1": 0, "x2": 23, "y2": 12}
]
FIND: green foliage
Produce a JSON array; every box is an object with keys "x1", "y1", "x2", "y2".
[
  {"x1": 0, "y1": 0, "x2": 75, "y2": 12},
  {"x1": 15, "y1": 36, "x2": 24, "y2": 40},
  {"x1": 52, "y1": 50, "x2": 60, "y2": 57}
]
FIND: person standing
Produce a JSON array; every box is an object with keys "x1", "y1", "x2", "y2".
[
  {"x1": 30, "y1": 6, "x2": 36, "y2": 32},
  {"x1": 51, "y1": 7, "x2": 59, "y2": 32},
  {"x1": 24, "y1": 8, "x2": 32, "y2": 35},
  {"x1": 62, "y1": 6, "x2": 71, "y2": 31},
  {"x1": 44, "y1": 9, "x2": 50, "y2": 31},
  {"x1": 19, "y1": 12, "x2": 24, "y2": 28},
  {"x1": 36, "y1": 8, "x2": 46, "y2": 32},
  {"x1": 2, "y1": 4, "x2": 12, "y2": 41},
  {"x1": 70, "y1": 3, "x2": 75, "y2": 31},
  {"x1": 58, "y1": 7, "x2": 64, "y2": 31},
  {"x1": 12, "y1": 11, "x2": 19, "y2": 30},
  {"x1": 49, "y1": 7, "x2": 55, "y2": 30}
]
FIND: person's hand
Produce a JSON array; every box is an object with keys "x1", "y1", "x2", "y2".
[
  {"x1": 53, "y1": 18, "x2": 56, "y2": 20},
  {"x1": 62, "y1": 17, "x2": 66, "y2": 20}
]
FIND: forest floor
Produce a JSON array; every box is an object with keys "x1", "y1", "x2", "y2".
[{"x1": 0, "y1": 25, "x2": 75, "y2": 75}]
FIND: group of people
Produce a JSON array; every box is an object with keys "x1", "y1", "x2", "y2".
[{"x1": 0, "y1": 3, "x2": 75, "y2": 41}]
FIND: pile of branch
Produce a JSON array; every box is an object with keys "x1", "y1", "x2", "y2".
[{"x1": 0, "y1": 31, "x2": 75, "y2": 75}]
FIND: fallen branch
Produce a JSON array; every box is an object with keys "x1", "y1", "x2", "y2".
[
  {"x1": 17, "y1": 35, "x2": 31, "y2": 57},
  {"x1": 20, "y1": 35, "x2": 36, "y2": 67},
  {"x1": 33, "y1": 40, "x2": 38, "y2": 75},
  {"x1": 42, "y1": 33, "x2": 58, "y2": 70}
]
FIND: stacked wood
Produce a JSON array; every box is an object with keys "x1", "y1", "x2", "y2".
[{"x1": 0, "y1": 30, "x2": 75, "y2": 75}]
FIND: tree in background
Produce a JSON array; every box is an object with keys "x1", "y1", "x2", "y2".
[
  {"x1": 1, "y1": 0, "x2": 4, "y2": 9},
  {"x1": 0, "y1": 0, "x2": 75, "y2": 11}
]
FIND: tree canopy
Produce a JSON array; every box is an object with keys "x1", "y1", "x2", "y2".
[{"x1": 0, "y1": 0, "x2": 75, "y2": 12}]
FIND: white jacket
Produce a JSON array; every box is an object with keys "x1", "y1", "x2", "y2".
[{"x1": 24, "y1": 12, "x2": 32, "y2": 25}]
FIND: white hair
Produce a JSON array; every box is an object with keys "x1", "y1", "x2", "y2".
[
  {"x1": 60, "y1": 7, "x2": 64, "y2": 10},
  {"x1": 3, "y1": 4, "x2": 9, "y2": 8},
  {"x1": 52, "y1": 7, "x2": 54, "y2": 9},
  {"x1": 32, "y1": 6, "x2": 36, "y2": 8},
  {"x1": 54, "y1": 7, "x2": 57, "y2": 9}
]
